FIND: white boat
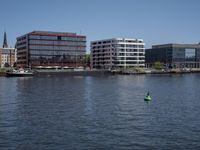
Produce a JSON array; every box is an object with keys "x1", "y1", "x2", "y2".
[{"x1": 6, "y1": 68, "x2": 33, "y2": 77}]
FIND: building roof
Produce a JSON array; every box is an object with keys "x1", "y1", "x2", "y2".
[
  {"x1": 152, "y1": 43, "x2": 200, "y2": 49},
  {"x1": 91, "y1": 38, "x2": 144, "y2": 44},
  {"x1": 17, "y1": 31, "x2": 86, "y2": 39}
]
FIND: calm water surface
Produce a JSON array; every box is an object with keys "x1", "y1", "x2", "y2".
[{"x1": 0, "y1": 74, "x2": 200, "y2": 149}]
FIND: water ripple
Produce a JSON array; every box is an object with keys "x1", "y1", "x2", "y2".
[{"x1": 0, "y1": 75, "x2": 200, "y2": 149}]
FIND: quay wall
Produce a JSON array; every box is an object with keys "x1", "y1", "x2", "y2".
[{"x1": 34, "y1": 70, "x2": 111, "y2": 76}]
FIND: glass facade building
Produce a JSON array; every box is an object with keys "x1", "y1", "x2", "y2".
[
  {"x1": 146, "y1": 44, "x2": 200, "y2": 68},
  {"x1": 16, "y1": 31, "x2": 86, "y2": 68}
]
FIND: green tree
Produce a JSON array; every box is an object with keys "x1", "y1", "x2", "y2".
[
  {"x1": 4, "y1": 63, "x2": 10, "y2": 68},
  {"x1": 153, "y1": 61, "x2": 163, "y2": 70},
  {"x1": 84, "y1": 54, "x2": 90, "y2": 66},
  {"x1": 13, "y1": 62, "x2": 17, "y2": 68}
]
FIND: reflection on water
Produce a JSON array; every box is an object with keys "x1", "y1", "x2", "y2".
[{"x1": 0, "y1": 74, "x2": 200, "y2": 149}]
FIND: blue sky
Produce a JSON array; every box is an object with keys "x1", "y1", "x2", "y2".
[{"x1": 0, "y1": 0, "x2": 200, "y2": 51}]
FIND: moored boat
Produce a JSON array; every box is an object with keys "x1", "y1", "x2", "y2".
[{"x1": 6, "y1": 68, "x2": 33, "y2": 77}]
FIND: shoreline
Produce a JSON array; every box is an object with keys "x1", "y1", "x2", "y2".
[
  {"x1": 34, "y1": 70, "x2": 110, "y2": 76},
  {"x1": 118, "y1": 71, "x2": 200, "y2": 75},
  {"x1": 1, "y1": 69, "x2": 200, "y2": 77},
  {"x1": 0, "y1": 72, "x2": 6, "y2": 76},
  {"x1": 0, "y1": 70, "x2": 111, "y2": 77},
  {"x1": 111, "y1": 68, "x2": 200, "y2": 75}
]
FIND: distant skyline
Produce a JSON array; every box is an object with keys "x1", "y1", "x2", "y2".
[{"x1": 0, "y1": 0, "x2": 200, "y2": 51}]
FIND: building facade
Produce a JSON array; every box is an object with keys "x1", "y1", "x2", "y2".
[
  {"x1": 0, "y1": 32, "x2": 17, "y2": 68},
  {"x1": 91, "y1": 38, "x2": 145, "y2": 69},
  {"x1": 146, "y1": 43, "x2": 200, "y2": 68},
  {"x1": 16, "y1": 31, "x2": 86, "y2": 68},
  {"x1": 0, "y1": 48, "x2": 17, "y2": 68}
]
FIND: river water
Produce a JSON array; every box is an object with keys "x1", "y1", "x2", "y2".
[{"x1": 0, "y1": 74, "x2": 200, "y2": 149}]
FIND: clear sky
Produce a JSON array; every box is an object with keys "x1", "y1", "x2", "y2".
[{"x1": 0, "y1": 0, "x2": 200, "y2": 51}]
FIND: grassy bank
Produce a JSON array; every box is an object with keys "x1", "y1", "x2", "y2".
[
  {"x1": 0, "y1": 68, "x2": 8, "y2": 76},
  {"x1": 0, "y1": 69, "x2": 6, "y2": 76},
  {"x1": 0, "y1": 68, "x2": 6, "y2": 72}
]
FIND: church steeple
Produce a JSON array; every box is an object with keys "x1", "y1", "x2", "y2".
[{"x1": 3, "y1": 31, "x2": 8, "y2": 48}]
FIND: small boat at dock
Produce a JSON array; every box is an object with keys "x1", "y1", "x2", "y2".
[{"x1": 6, "y1": 68, "x2": 33, "y2": 77}]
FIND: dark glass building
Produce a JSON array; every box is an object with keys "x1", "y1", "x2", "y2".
[
  {"x1": 146, "y1": 43, "x2": 200, "y2": 68},
  {"x1": 16, "y1": 31, "x2": 86, "y2": 68}
]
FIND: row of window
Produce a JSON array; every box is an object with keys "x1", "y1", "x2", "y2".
[
  {"x1": 93, "y1": 52, "x2": 144, "y2": 55},
  {"x1": 61, "y1": 37, "x2": 85, "y2": 41},
  {"x1": 16, "y1": 46, "x2": 26, "y2": 50},
  {"x1": 29, "y1": 56, "x2": 85, "y2": 65},
  {"x1": 93, "y1": 61, "x2": 144, "y2": 65},
  {"x1": 92, "y1": 40, "x2": 143, "y2": 45},
  {"x1": 30, "y1": 55, "x2": 85, "y2": 60},
  {"x1": 29, "y1": 40, "x2": 85, "y2": 46},
  {"x1": 92, "y1": 45, "x2": 144, "y2": 49},
  {"x1": 17, "y1": 51, "x2": 27, "y2": 55},
  {"x1": 17, "y1": 56, "x2": 26, "y2": 60},
  {"x1": 92, "y1": 49, "x2": 144, "y2": 53},
  {"x1": 116, "y1": 45, "x2": 144, "y2": 48},
  {"x1": 92, "y1": 45, "x2": 112, "y2": 49},
  {"x1": 29, "y1": 45, "x2": 86, "y2": 51},
  {"x1": 29, "y1": 35, "x2": 86, "y2": 42},
  {"x1": 93, "y1": 58, "x2": 144, "y2": 61},
  {"x1": 17, "y1": 36, "x2": 26, "y2": 41},
  {"x1": 92, "y1": 41, "x2": 112, "y2": 45},
  {"x1": 29, "y1": 50, "x2": 85, "y2": 56},
  {"x1": 16, "y1": 41, "x2": 27, "y2": 46},
  {"x1": 93, "y1": 53, "x2": 144, "y2": 57}
]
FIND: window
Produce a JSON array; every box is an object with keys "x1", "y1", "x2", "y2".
[
  {"x1": 185, "y1": 49, "x2": 195, "y2": 58},
  {"x1": 58, "y1": 36, "x2": 61, "y2": 40}
]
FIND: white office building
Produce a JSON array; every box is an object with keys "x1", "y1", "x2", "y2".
[{"x1": 91, "y1": 38, "x2": 145, "y2": 69}]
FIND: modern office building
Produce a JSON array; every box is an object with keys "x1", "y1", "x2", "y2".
[
  {"x1": 145, "y1": 43, "x2": 200, "y2": 68},
  {"x1": 0, "y1": 32, "x2": 17, "y2": 68},
  {"x1": 91, "y1": 38, "x2": 145, "y2": 69},
  {"x1": 16, "y1": 31, "x2": 86, "y2": 68}
]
